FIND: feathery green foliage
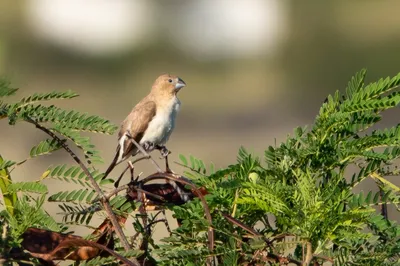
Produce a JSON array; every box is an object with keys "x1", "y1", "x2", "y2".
[
  {"x1": 0, "y1": 78, "x2": 18, "y2": 97},
  {"x1": 0, "y1": 80, "x2": 121, "y2": 264},
  {"x1": 158, "y1": 69, "x2": 400, "y2": 265},
  {"x1": 0, "y1": 155, "x2": 17, "y2": 216},
  {"x1": 44, "y1": 164, "x2": 109, "y2": 188},
  {"x1": 1, "y1": 80, "x2": 117, "y2": 164},
  {"x1": 57, "y1": 202, "x2": 98, "y2": 225},
  {"x1": 1, "y1": 70, "x2": 400, "y2": 265},
  {"x1": 30, "y1": 139, "x2": 63, "y2": 157},
  {"x1": 7, "y1": 182, "x2": 48, "y2": 194}
]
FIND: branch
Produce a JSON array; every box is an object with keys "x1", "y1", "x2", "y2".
[
  {"x1": 142, "y1": 172, "x2": 214, "y2": 263},
  {"x1": 312, "y1": 254, "x2": 333, "y2": 263},
  {"x1": 21, "y1": 227, "x2": 136, "y2": 265},
  {"x1": 125, "y1": 136, "x2": 215, "y2": 262},
  {"x1": 91, "y1": 184, "x2": 129, "y2": 204},
  {"x1": 128, "y1": 136, "x2": 162, "y2": 172},
  {"x1": 267, "y1": 253, "x2": 302, "y2": 266},
  {"x1": 135, "y1": 187, "x2": 167, "y2": 202},
  {"x1": 303, "y1": 241, "x2": 313, "y2": 266},
  {"x1": 25, "y1": 117, "x2": 139, "y2": 266},
  {"x1": 161, "y1": 209, "x2": 172, "y2": 235},
  {"x1": 138, "y1": 189, "x2": 150, "y2": 253},
  {"x1": 379, "y1": 187, "x2": 388, "y2": 220},
  {"x1": 221, "y1": 212, "x2": 260, "y2": 237}
]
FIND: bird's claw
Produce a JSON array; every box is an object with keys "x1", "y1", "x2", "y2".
[
  {"x1": 143, "y1": 141, "x2": 155, "y2": 151},
  {"x1": 160, "y1": 147, "x2": 170, "y2": 158},
  {"x1": 155, "y1": 145, "x2": 170, "y2": 158}
]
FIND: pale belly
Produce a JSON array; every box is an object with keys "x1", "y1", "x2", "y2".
[{"x1": 139, "y1": 99, "x2": 180, "y2": 147}]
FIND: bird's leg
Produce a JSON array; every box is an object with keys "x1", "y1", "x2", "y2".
[
  {"x1": 165, "y1": 154, "x2": 173, "y2": 173},
  {"x1": 155, "y1": 145, "x2": 170, "y2": 158},
  {"x1": 142, "y1": 141, "x2": 155, "y2": 152},
  {"x1": 156, "y1": 145, "x2": 173, "y2": 173}
]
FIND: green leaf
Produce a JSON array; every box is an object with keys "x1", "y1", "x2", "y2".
[
  {"x1": 179, "y1": 154, "x2": 188, "y2": 166},
  {"x1": 345, "y1": 68, "x2": 367, "y2": 99},
  {"x1": 30, "y1": 139, "x2": 63, "y2": 157},
  {"x1": 8, "y1": 182, "x2": 48, "y2": 194},
  {"x1": 51, "y1": 126, "x2": 104, "y2": 164},
  {"x1": 18, "y1": 90, "x2": 79, "y2": 107},
  {"x1": 0, "y1": 155, "x2": 17, "y2": 215},
  {"x1": 0, "y1": 78, "x2": 18, "y2": 97},
  {"x1": 0, "y1": 159, "x2": 16, "y2": 170},
  {"x1": 45, "y1": 164, "x2": 98, "y2": 188}
]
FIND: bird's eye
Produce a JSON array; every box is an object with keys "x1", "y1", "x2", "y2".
[{"x1": 168, "y1": 79, "x2": 173, "y2": 83}]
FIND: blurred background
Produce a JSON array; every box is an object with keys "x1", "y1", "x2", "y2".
[{"x1": 1, "y1": 0, "x2": 399, "y2": 234}]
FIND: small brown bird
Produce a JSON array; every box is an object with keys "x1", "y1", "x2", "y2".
[{"x1": 103, "y1": 74, "x2": 186, "y2": 179}]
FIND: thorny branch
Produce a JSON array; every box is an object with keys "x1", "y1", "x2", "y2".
[
  {"x1": 25, "y1": 117, "x2": 139, "y2": 266},
  {"x1": 122, "y1": 135, "x2": 215, "y2": 265},
  {"x1": 91, "y1": 184, "x2": 129, "y2": 203},
  {"x1": 141, "y1": 172, "x2": 214, "y2": 250}
]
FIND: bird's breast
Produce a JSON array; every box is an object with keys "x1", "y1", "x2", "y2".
[{"x1": 140, "y1": 97, "x2": 180, "y2": 146}]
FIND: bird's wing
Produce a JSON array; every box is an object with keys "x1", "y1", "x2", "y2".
[
  {"x1": 118, "y1": 100, "x2": 157, "y2": 160},
  {"x1": 103, "y1": 100, "x2": 156, "y2": 178}
]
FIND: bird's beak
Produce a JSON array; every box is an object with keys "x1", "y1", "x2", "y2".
[{"x1": 175, "y1": 78, "x2": 186, "y2": 91}]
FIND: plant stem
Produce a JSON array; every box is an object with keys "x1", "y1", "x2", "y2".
[
  {"x1": 303, "y1": 241, "x2": 313, "y2": 266},
  {"x1": 26, "y1": 118, "x2": 139, "y2": 266}
]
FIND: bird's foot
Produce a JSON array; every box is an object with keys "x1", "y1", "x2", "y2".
[
  {"x1": 143, "y1": 141, "x2": 155, "y2": 151},
  {"x1": 155, "y1": 145, "x2": 173, "y2": 172},
  {"x1": 156, "y1": 145, "x2": 170, "y2": 158}
]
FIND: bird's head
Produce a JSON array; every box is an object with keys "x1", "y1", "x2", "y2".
[{"x1": 152, "y1": 74, "x2": 186, "y2": 96}]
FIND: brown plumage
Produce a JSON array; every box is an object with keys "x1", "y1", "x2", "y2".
[{"x1": 103, "y1": 74, "x2": 186, "y2": 179}]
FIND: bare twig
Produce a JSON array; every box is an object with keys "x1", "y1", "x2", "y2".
[
  {"x1": 143, "y1": 172, "x2": 214, "y2": 264},
  {"x1": 128, "y1": 136, "x2": 162, "y2": 172},
  {"x1": 25, "y1": 118, "x2": 139, "y2": 266},
  {"x1": 303, "y1": 241, "x2": 313, "y2": 266},
  {"x1": 267, "y1": 253, "x2": 302, "y2": 266},
  {"x1": 145, "y1": 219, "x2": 168, "y2": 232},
  {"x1": 91, "y1": 185, "x2": 129, "y2": 204},
  {"x1": 128, "y1": 161, "x2": 135, "y2": 182},
  {"x1": 161, "y1": 209, "x2": 172, "y2": 235},
  {"x1": 221, "y1": 212, "x2": 259, "y2": 237},
  {"x1": 312, "y1": 254, "x2": 334, "y2": 263},
  {"x1": 379, "y1": 185, "x2": 388, "y2": 220},
  {"x1": 135, "y1": 187, "x2": 167, "y2": 202},
  {"x1": 135, "y1": 210, "x2": 172, "y2": 238},
  {"x1": 114, "y1": 159, "x2": 144, "y2": 188},
  {"x1": 138, "y1": 188, "x2": 150, "y2": 253},
  {"x1": 131, "y1": 155, "x2": 151, "y2": 166}
]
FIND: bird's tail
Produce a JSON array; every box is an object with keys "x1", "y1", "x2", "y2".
[
  {"x1": 102, "y1": 134, "x2": 134, "y2": 180},
  {"x1": 102, "y1": 146, "x2": 123, "y2": 180}
]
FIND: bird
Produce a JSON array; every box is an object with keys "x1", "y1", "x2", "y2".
[{"x1": 103, "y1": 74, "x2": 186, "y2": 180}]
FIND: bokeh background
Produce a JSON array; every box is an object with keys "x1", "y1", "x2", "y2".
[{"x1": 1, "y1": 0, "x2": 399, "y2": 236}]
